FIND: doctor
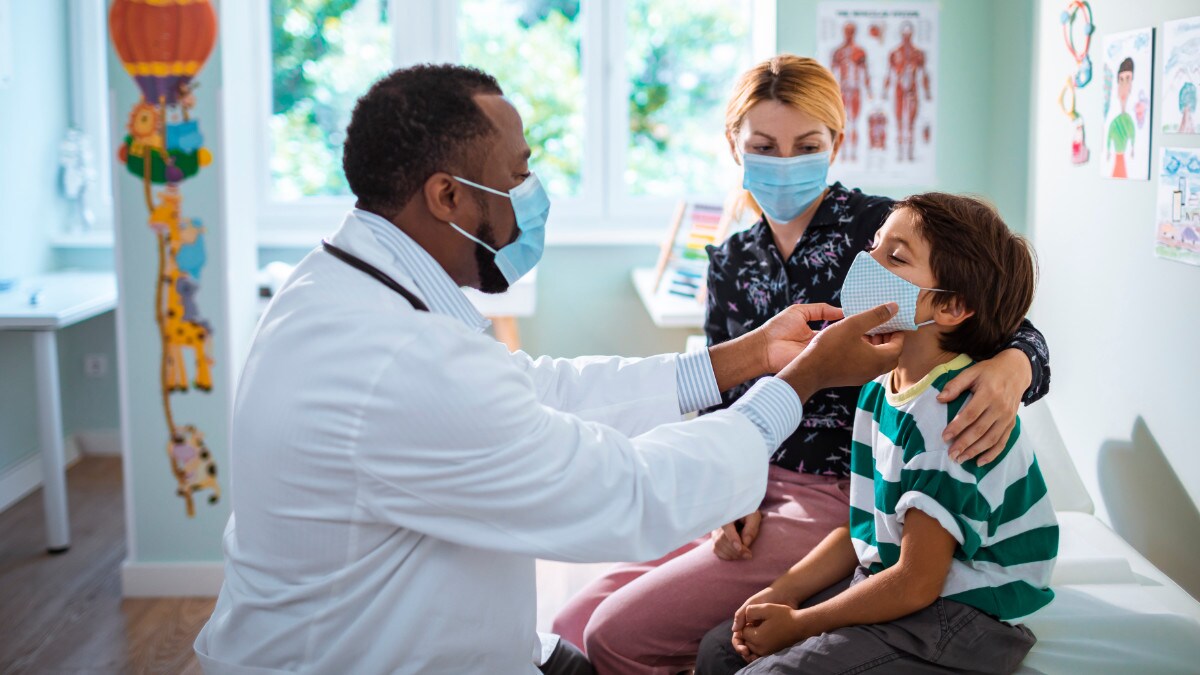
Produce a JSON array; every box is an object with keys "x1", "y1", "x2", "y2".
[{"x1": 194, "y1": 64, "x2": 905, "y2": 674}]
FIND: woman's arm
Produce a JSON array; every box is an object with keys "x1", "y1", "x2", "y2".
[{"x1": 936, "y1": 318, "x2": 1051, "y2": 465}]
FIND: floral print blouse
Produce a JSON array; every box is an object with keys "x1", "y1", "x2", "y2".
[{"x1": 703, "y1": 182, "x2": 1051, "y2": 477}]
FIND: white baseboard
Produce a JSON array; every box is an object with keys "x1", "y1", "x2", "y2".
[
  {"x1": 0, "y1": 441, "x2": 82, "y2": 513},
  {"x1": 121, "y1": 560, "x2": 225, "y2": 597},
  {"x1": 75, "y1": 428, "x2": 121, "y2": 456}
]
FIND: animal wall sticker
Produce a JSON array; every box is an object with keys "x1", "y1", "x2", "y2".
[{"x1": 109, "y1": 0, "x2": 220, "y2": 516}]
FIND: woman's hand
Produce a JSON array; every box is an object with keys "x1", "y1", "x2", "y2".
[
  {"x1": 936, "y1": 348, "x2": 1032, "y2": 465},
  {"x1": 711, "y1": 511, "x2": 763, "y2": 561},
  {"x1": 759, "y1": 303, "x2": 844, "y2": 374}
]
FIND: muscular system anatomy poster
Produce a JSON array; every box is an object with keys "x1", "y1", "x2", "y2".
[{"x1": 817, "y1": 2, "x2": 938, "y2": 186}]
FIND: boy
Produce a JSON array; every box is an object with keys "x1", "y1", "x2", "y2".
[{"x1": 695, "y1": 193, "x2": 1058, "y2": 675}]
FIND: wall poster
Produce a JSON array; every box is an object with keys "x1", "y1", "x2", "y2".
[{"x1": 817, "y1": 2, "x2": 939, "y2": 185}]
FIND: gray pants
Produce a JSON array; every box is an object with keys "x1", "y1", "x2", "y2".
[
  {"x1": 539, "y1": 637, "x2": 595, "y2": 675},
  {"x1": 695, "y1": 567, "x2": 1036, "y2": 675}
]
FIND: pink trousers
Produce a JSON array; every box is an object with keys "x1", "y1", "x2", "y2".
[{"x1": 552, "y1": 466, "x2": 851, "y2": 675}]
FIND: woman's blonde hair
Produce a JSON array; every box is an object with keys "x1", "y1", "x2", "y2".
[{"x1": 725, "y1": 55, "x2": 846, "y2": 219}]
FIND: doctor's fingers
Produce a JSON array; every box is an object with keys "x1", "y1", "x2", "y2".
[
  {"x1": 814, "y1": 321, "x2": 905, "y2": 387},
  {"x1": 787, "y1": 302, "x2": 844, "y2": 324}
]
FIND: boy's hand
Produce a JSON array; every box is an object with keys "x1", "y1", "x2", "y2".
[
  {"x1": 736, "y1": 603, "x2": 815, "y2": 661},
  {"x1": 711, "y1": 511, "x2": 763, "y2": 560},
  {"x1": 731, "y1": 589, "x2": 802, "y2": 661}
]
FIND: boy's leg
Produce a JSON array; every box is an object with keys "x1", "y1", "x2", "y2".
[
  {"x1": 739, "y1": 590, "x2": 1036, "y2": 675},
  {"x1": 695, "y1": 620, "x2": 746, "y2": 675},
  {"x1": 539, "y1": 638, "x2": 596, "y2": 675},
  {"x1": 582, "y1": 474, "x2": 851, "y2": 675},
  {"x1": 695, "y1": 575, "x2": 855, "y2": 675}
]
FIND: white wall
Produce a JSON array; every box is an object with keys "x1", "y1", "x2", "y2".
[{"x1": 1029, "y1": 0, "x2": 1200, "y2": 597}]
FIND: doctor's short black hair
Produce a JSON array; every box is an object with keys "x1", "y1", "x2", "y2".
[{"x1": 342, "y1": 64, "x2": 503, "y2": 217}]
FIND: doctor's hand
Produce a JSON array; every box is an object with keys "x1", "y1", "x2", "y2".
[
  {"x1": 710, "y1": 303, "x2": 844, "y2": 392},
  {"x1": 778, "y1": 303, "x2": 905, "y2": 403},
  {"x1": 759, "y1": 303, "x2": 845, "y2": 374},
  {"x1": 711, "y1": 511, "x2": 763, "y2": 561}
]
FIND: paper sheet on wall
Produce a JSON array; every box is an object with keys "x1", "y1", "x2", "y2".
[
  {"x1": 1156, "y1": 148, "x2": 1200, "y2": 267},
  {"x1": 817, "y1": 2, "x2": 938, "y2": 186},
  {"x1": 1161, "y1": 16, "x2": 1200, "y2": 135},
  {"x1": 1100, "y1": 27, "x2": 1155, "y2": 180}
]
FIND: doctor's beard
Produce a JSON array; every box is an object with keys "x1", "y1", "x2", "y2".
[{"x1": 472, "y1": 196, "x2": 513, "y2": 295}]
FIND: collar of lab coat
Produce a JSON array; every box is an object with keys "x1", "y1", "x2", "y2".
[{"x1": 328, "y1": 209, "x2": 491, "y2": 334}]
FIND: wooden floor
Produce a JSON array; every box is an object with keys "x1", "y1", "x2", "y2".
[{"x1": 0, "y1": 458, "x2": 214, "y2": 674}]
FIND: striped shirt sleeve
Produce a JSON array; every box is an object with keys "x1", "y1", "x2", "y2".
[
  {"x1": 675, "y1": 348, "x2": 723, "y2": 414},
  {"x1": 729, "y1": 377, "x2": 804, "y2": 450}
]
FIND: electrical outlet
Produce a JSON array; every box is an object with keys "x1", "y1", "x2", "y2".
[{"x1": 84, "y1": 353, "x2": 108, "y2": 378}]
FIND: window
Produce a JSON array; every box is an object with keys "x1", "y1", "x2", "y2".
[
  {"x1": 258, "y1": 0, "x2": 775, "y2": 241},
  {"x1": 269, "y1": 0, "x2": 392, "y2": 200},
  {"x1": 52, "y1": 0, "x2": 115, "y2": 241}
]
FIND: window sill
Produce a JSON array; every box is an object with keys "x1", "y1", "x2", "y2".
[
  {"x1": 49, "y1": 232, "x2": 116, "y2": 249},
  {"x1": 48, "y1": 226, "x2": 667, "y2": 254}
]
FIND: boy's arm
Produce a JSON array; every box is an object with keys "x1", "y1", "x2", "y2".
[
  {"x1": 747, "y1": 525, "x2": 860, "y2": 609},
  {"x1": 737, "y1": 510, "x2": 957, "y2": 659}
]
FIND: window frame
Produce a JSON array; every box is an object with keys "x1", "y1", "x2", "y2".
[
  {"x1": 52, "y1": 0, "x2": 116, "y2": 243},
  {"x1": 253, "y1": 0, "x2": 776, "y2": 245}
]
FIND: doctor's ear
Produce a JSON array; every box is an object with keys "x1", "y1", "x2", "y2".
[
  {"x1": 932, "y1": 294, "x2": 974, "y2": 327},
  {"x1": 423, "y1": 173, "x2": 463, "y2": 223},
  {"x1": 727, "y1": 130, "x2": 742, "y2": 165}
]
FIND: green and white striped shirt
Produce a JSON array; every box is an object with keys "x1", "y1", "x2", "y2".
[{"x1": 850, "y1": 354, "x2": 1058, "y2": 623}]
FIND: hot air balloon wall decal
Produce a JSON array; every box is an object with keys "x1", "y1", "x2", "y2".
[{"x1": 109, "y1": 0, "x2": 220, "y2": 517}]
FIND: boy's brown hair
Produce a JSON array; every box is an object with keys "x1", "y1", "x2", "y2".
[{"x1": 894, "y1": 193, "x2": 1037, "y2": 360}]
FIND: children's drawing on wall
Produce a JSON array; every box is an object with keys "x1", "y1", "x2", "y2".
[
  {"x1": 1101, "y1": 27, "x2": 1154, "y2": 180},
  {"x1": 1162, "y1": 16, "x2": 1200, "y2": 135},
  {"x1": 1156, "y1": 148, "x2": 1200, "y2": 267},
  {"x1": 110, "y1": 0, "x2": 221, "y2": 516},
  {"x1": 1058, "y1": 0, "x2": 1094, "y2": 164},
  {"x1": 817, "y1": 2, "x2": 938, "y2": 185}
]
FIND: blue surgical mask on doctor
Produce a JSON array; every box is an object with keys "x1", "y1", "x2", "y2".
[
  {"x1": 742, "y1": 151, "x2": 831, "y2": 223},
  {"x1": 840, "y1": 251, "x2": 951, "y2": 335},
  {"x1": 449, "y1": 173, "x2": 551, "y2": 286}
]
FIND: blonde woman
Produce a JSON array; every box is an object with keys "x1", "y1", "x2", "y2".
[{"x1": 552, "y1": 55, "x2": 1051, "y2": 674}]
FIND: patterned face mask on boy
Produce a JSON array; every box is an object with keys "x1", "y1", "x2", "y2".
[{"x1": 840, "y1": 251, "x2": 952, "y2": 335}]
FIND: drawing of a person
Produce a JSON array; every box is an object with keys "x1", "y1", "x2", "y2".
[
  {"x1": 1107, "y1": 57, "x2": 1136, "y2": 178},
  {"x1": 830, "y1": 21, "x2": 871, "y2": 161},
  {"x1": 1179, "y1": 82, "x2": 1197, "y2": 134},
  {"x1": 883, "y1": 21, "x2": 930, "y2": 162}
]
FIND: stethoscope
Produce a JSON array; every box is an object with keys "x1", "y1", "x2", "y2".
[{"x1": 321, "y1": 240, "x2": 430, "y2": 312}]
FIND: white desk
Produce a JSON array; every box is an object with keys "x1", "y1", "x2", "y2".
[
  {"x1": 260, "y1": 265, "x2": 538, "y2": 351},
  {"x1": 0, "y1": 272, "x2": 117, "y2": 553},
  {"x1": 631, "y1": 268, "x2": 705, "y2": 328}
]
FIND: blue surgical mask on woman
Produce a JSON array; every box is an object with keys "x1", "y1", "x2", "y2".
[
  {"x1": 742, "y1": 151, "x2": 831, "y2": 223},
  {"x1": 449, "y1": 173, "x2": 551, "y2": 285},
  {"x1": 840, "y1": 251, "x2": 951, "y2": 335}
]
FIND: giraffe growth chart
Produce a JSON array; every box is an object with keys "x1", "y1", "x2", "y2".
[{"x1": 109, "y1": 0, "x2": 220, "y2": 517}]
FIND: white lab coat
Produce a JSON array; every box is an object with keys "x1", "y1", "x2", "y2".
[{"x1": 194, "y1": 214, "x2": 775, "y2": 673}]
